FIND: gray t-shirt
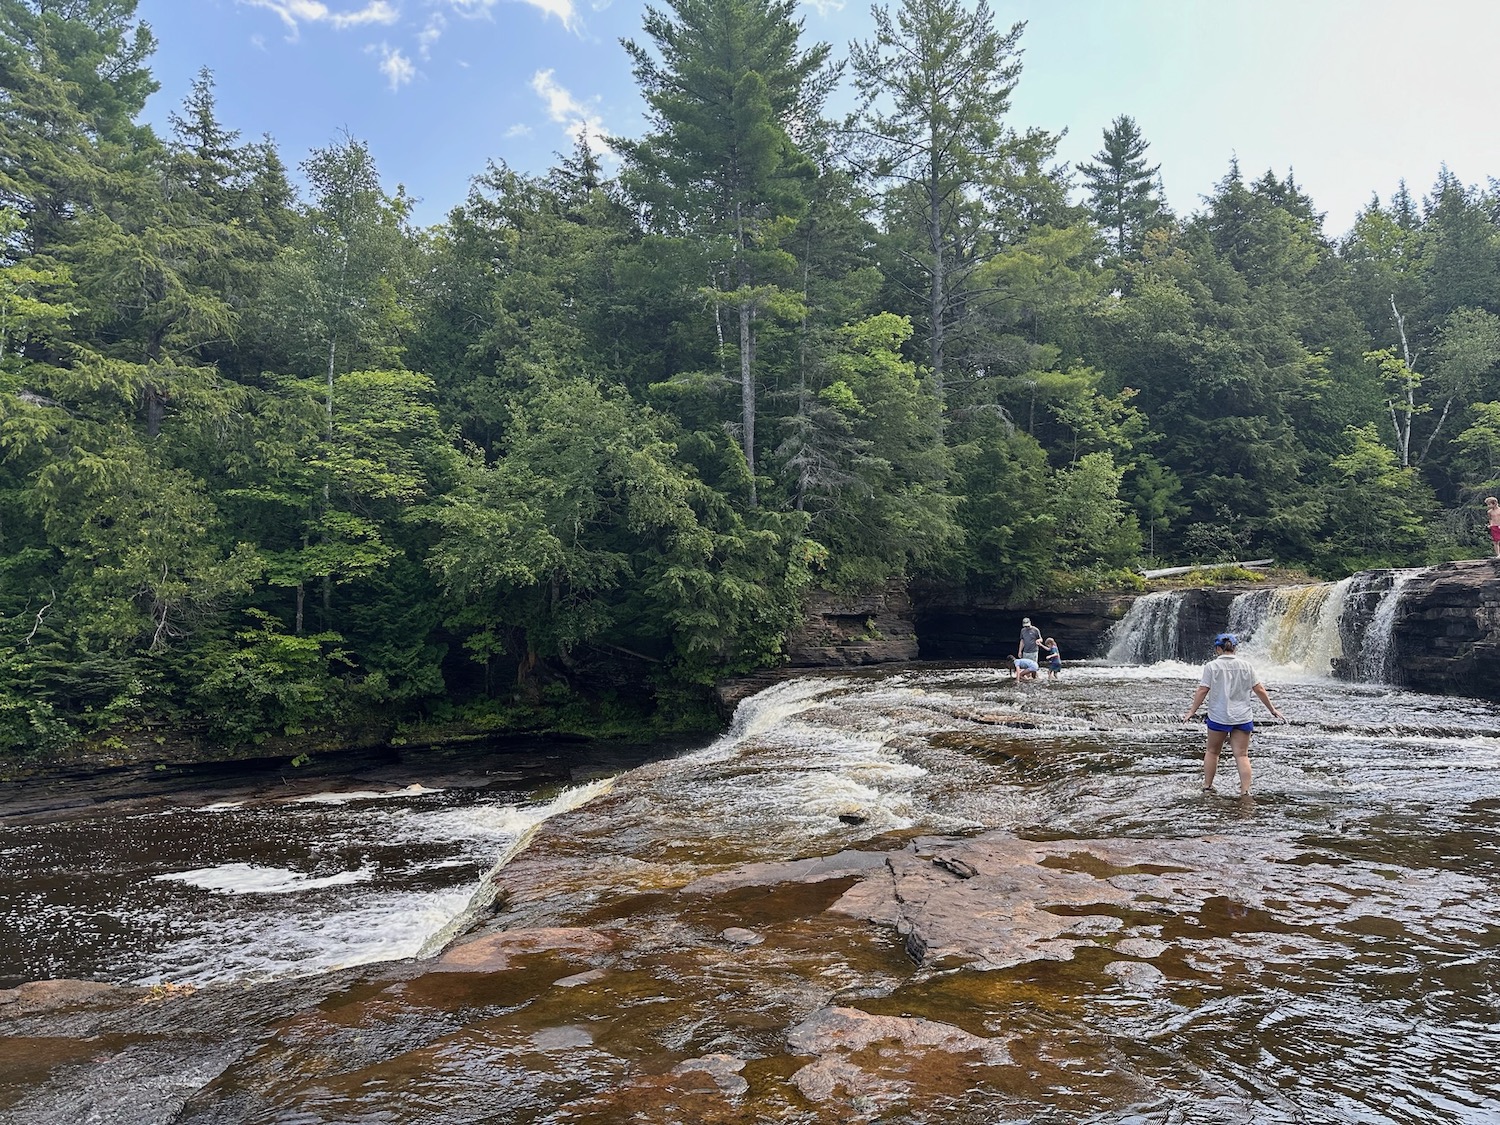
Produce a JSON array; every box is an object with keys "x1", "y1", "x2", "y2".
[
  {"x1": 1019, "y1": 625, "x2": 1041, "y2": 657},
  {"x1": 1199, "y1": 654, "x2": 1259, "y2": 724}
]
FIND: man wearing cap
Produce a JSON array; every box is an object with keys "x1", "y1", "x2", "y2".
[
  {"x1": 1017, "y1": 617, "x2": 1042, "y2": 666},
  {"x1": 1182, "y1": 633, "x2": 1284, "y2": 796}
]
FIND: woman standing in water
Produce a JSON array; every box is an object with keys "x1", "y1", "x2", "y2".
[{"x1": 1182, "y1": 633, "x2": 1283, "y2": 796}]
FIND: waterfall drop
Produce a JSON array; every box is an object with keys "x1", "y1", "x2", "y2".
[
  {"x1": 1104, "y1": 591, "x2": 1188, "y2": 664},
  {"x1": 1105, "y1": 568, "x2": 1424, "y2": 684},
  {"x1": 1230, "y1": 579, "x2": 1354, "y2": 677},
  {"x1": 1227, "y1": 571, "x2": 1426, "y2": 683}
]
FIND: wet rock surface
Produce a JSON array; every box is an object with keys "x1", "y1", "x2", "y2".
[
  {"x1": 1385, "y1": 557, "x2": 1500, "y2": 699},
  {"x1": 4, "y1": 666, "x2": 1498, "y2": 1123},
  {"x1": 6, "y1": 820, "x2": 1489, "y2": 1123}
]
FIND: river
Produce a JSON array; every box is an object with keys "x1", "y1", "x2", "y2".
[{"x1": 2, "y1": 623, "x2": 1499, "y2": 1121}]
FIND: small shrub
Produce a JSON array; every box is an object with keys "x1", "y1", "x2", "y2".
[{"x1": 1179, "y1": 565, "x2": 1268, "y2": 587}]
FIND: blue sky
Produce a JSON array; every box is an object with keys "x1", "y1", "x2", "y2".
[{"x1": 133, "y1": 0, "x2": 1500, "y2": 236}]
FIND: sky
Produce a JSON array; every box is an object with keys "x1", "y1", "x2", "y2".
[{"x1": 131, "y1": 0, "x2": 1500, "y2": 237}]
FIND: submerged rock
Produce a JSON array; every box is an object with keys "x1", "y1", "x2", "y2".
[
  {"x1": 786, "y1": 1006, "x2": 1010, "y2": 1112},
  {"x1": 0, "y1": 979, "x2": 122, "y2": 1014},
  {"x1": 433, "y1": 926, "x2": 613, "y2": 972}
]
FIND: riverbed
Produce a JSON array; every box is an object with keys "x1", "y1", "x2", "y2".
[{"x1": 2, "y1": 661, "x2": 1498, "y2": 1123}]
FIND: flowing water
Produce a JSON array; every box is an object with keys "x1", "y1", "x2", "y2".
[
  {"x1": 1105, "y1": 591, "x2": 1186, "y2": 664},
  {"x1": 3, "y1": 597, "x2": 1499, "y2": 1122}
]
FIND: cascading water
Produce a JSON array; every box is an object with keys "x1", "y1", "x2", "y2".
[
  {"x1": 1349, "y1": 567, "x2": 1425, "y2": 683},
  {"x1": 1105, "y1": 571, "x2": 1425, "y2": 686},
  {"x1": 1229, "y1": 578, "x2": 1354, "y2": 677},
  {"x1": 4, "y1": 659, "x2": 1499, "y2": 1124},
  {"x1": 1226, "y1": 572, "x2": 1426, "y2": 684},
  {"x1": 1104, "y1": 590, "x2": 1188, "y2": 663}
]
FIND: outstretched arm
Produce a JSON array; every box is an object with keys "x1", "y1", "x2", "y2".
[
  {"x1": 1183, "y1": 685, "x2": 1209, "y2": 722},
  {"x1": 1253, "y1": 683, "x2": 1283, "y2": 720}
]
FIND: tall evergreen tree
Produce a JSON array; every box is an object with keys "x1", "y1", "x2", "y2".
[
  {"x1": 847, "y1": 0, "x2": 1031, "y2": 397},
  {"x1": 1076, "y1": 114, "x2": 1169, "y2": 259},
  {"x1": 613, "y1": 0, "x2": 833, "y2": 505},
  {"x1": 1419, "y1": 167, "x2": 1500, "y2": 322},
  {"x1": 0, "y1": 0, "x2": 158, "y2": 257}
]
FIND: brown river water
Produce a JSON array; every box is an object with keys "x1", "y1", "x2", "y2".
[{"x1": 1, "y1": 652, "x2": 1498, "y2": 1123}]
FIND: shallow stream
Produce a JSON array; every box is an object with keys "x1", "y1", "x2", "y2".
[{"x1": 2, "y1": 660, "x2": 1498, "y2": 1123}]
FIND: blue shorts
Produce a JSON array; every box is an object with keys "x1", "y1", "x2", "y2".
[{"x1": 1205, "y1": 718, "x2": 1254, "y2": 733}]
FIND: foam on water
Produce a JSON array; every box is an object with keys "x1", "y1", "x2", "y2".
[
  {"x1": 415, "y1": 778, "x2": 617, "y2": 957},
  {"x1": 109, "y1": 779, "x2": 621, "y2": 984},
  {"x1": 136, "y1": 886, "x2": 477, "y2": 986},
  {"x1": 290, "y1": 783, "x2": 445, "y2": 805},
  {"x1": 154, "y1": 863, "x2": 373, "y2": 895},
  {"x1": 412, "y1": 780, "x2": 612, "y2": 841}
]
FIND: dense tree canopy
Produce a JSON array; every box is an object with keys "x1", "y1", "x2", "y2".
[{"x1": 4, "y1": 0, "x2": 1500, "y2": 753}]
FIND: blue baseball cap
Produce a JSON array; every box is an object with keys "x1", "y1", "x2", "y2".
[{"x1": 1213, "y1": 633, "x2": 1238, "y2": 648}]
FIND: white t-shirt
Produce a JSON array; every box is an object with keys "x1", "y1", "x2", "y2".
[{"x1": 1199, "y1": 654, "x2": 1259, "y2": 724}]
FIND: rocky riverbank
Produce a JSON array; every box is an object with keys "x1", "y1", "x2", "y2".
[
  {"x1": 0, "y1": 827, "x2": 1354, "y2": 1121},
  {"x1": 1379, "y1": 558, "x2": 1500, "y2": 695}
]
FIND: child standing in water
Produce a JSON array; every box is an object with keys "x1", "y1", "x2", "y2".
[
  {"x1": 1040, "y1": 637, "x2": 1062, "y2": 681},
  {"x1": 1487, "y1": 496, "x2": 1500, "y2": 558}
]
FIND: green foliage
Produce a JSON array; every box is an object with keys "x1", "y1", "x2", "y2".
[
  {"x1": 1077, "y1": 115, "x2": 1171, "y2": 260},
  {"x1": 11, "y1": 1, "x2": 1500, "y2": 760},
  {"x1": 1315, "y1": 423, "x2": 1431, "y2": 570},
  {"x1": 1454, "y1": 401, "x2": 1500, "y2": 497},
  {"x1": 1177, "y1": 565, "x2": 1270, "y2": 587},
  {"x1": 1040, "y1": 566, "x2": 1146, "y2": 598},
  {"x1": 1049, "y1": 451, "x2": 1141, "y2": 570},
  {"x1": 186, "y1": 611, "x2": 352, "y2": 744},
  {"x1": 782, "y1": 312, "x2": 957, "y2": 587},
  {"x1": 0, "y1": 683, "x2": 75, "y2": 756},
  {"x1": 941, "y1": 411, "x2": 1055, "y2": 597}
]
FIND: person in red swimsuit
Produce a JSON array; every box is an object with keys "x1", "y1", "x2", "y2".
[{"x1": 1487, "y1": 497, "x2": 1500, "y2": 558}]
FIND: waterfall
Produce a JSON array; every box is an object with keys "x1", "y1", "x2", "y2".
[
  {"x1": 1229, "y1": 579, "x2": 1353, "y2": 677},
  {"x1": 1105, "y1": 591, "x2": 1188, "y2": 664},
  {"x1": 1349, "y1": 568, "x2": 1426, "y2": 683},
  {"x1": 1227, "y1": 569, "x2": 1423, "y2": 683}
]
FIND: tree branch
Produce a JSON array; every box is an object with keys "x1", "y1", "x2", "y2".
[{"x1": 25, "y1": 590, "x2": 54, "y2": 645}]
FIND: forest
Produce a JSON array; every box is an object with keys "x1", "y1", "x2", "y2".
[{"x1": 3, "y1": 0, "x2": 1500, "y2": 756}]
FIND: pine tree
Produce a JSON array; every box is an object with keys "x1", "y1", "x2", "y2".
[
  {"x1": 1076, "y1": 114, "x2": 1169, "y2": 259},
  {"x1": 613, "y1": 0, "x2": 833, "y2": 505},
  {"x1": 847, "y1": 0, "x2": 1040, "y2": 398}
]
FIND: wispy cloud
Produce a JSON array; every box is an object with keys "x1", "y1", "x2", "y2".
[
  {"x1": 417, "y1": 14, "x2": 445, "y2": 59},
  {"x1": 799, "y1": 0, "x2": 845, "y2": 16},
  {"x1": 239, "y1": 0, "x2": 401, "y2": 35},
  {"x1": 518, "y1": 0, "x2": 577, "y2": 29},
  {"x1": 531, "y1": 69, "x2": 610, "y2": 153},
  {"x1": 432, "y1": 0, "x2": 577, "y2": 32},
  {"x1": 375, "y1": 43, "x2": 417, "y2": 89},
  {"x1": 505, "y1": 123, "x2": 533, "y2": 138}
]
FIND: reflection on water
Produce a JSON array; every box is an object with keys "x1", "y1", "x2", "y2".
[{"x1": 3, "y1": 664, "x2": 1500, "y2": 1124}]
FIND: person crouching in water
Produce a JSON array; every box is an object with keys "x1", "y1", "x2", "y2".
[
  {"x1": 1010, "y1": 655, "x2": 1039, "y2": 683},
  {"x1": 1182, "y1": 633, "x2": 1283, "y2": 796}
]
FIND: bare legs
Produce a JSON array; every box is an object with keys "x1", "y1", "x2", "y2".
[{"x1": 1203, "y1": 727, "x2": 1253, "y2": 795}]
